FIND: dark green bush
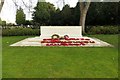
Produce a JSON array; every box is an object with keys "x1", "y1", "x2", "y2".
[
  {"x1": 2, "y1": 28, "x2": 40, "y2": 36},
  {"x1": 87, "y1": 26, "x2": 119, "y2": 34},
  {"x1": 2, "y1": 26, "x2": 119, "y2": 36}
]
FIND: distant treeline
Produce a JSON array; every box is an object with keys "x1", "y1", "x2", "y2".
[
  {"x1": 32, "y1": 2, "x2": 119, "y2": 26},
  {"x1": 1, "y1": 2, "x2": 119, "y2": 26}
]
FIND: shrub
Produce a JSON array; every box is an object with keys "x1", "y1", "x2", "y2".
[
  {"x1": 87, "y1": 26, "x2": 119, "y2": 34},
  {"x1": 2, "y1": 28, "x2": 40, "y2": 36}
]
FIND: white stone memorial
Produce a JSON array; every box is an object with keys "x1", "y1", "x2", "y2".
[
  {"x1": 40, "y1": 26, "x2": 82, "y2": 40},
  {"x1": 10, "y1": 26, "x2": 112, "y2": 47}
]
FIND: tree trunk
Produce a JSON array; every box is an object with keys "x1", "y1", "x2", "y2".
[
  {"x1": 0, "y1": 0, "x2": 4, "y2": 12},
  {"x1": 79, "y1": 0, "x2": 91, "y2": 33},
  {"x1": 80, "y1": 10, "x2": 87, "y2": 33}
]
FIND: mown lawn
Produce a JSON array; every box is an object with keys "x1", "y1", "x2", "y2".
[{"x1": 2, "y1": 35, "x2": 118, "y2": 78}]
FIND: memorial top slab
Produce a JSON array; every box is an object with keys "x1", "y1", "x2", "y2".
[{"x1": 40, "y1": 26, "x2": 82, "y2": 39}]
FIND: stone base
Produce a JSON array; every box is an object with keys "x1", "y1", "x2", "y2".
[{"x1": 10, "y1": 36, "x2": 113, "y2": 47}]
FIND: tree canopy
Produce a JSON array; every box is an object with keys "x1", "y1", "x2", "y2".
[
  {"x1": 32, "y1": 2, "x2": 119, "y2": 26},
  {"x1": 32, "y1": 2, "x2": 56, "y2": 25},
  {"x1": 16, "y1": 7, "x2": 26, "y2": 25}
]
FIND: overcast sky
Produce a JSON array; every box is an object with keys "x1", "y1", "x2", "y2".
[
  {"x1": 1, "y1": 0, "x2": 119, "y2": 23},
  {"x1": 0, "y1": 0, "x2": 78, "y2": 23}
]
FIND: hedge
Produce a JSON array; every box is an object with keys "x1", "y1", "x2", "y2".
[
  {"x1": 2, "y1": 26, "x2": 119, "y2": 36},
  {"x1": 2, "y1": 28, "x2": 40, "y2": 36},
  {"x1": 87, "y1": 26, "x2": 119, "y2": 34}
]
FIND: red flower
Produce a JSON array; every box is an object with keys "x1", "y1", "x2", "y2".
[
  {"x1": 80, "y1": 42, "x2": 86, "y2": 45},
  {"x1": 80, "y1": 38, "x2": 84, "y2": 40},
  {"x1": 85, "y1": 39, "x2": 90, "y2": 40},
  {"x1": 60, "y1": 43, "x2": 68, "y2": 46},
  {"x1": 84, "y1": 41, "x2": 89, "y2": 43},
  {"x1": 41, "y1": 41, "x2": 45, "y2": 43},
  {"x1": 90, "y1": 41, "x2": 95, "y2": 43},
  {"x1": 43, "y1": 37, "x2": 91, "y2": 46},
  {"x1": 76, "y1": 38, "x2": 80, "y2": 40}
]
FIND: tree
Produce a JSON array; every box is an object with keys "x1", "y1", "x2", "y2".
[
  {"x1": 1, "y1": 21, "x2": 6, "y2": 26},
  {"x1": 24, "y1": 20, "x2": 33, "y2": 25},
  {"x1": 32, "y1": 2, "x2": 56, "y2": 25},
  {"x1": 50, "y1": 8, "x2": 62, "y2": 25},
  {"x1": 79, "y1": 0, "x2": 91, "y2": 33},
  {"x1": 73, "y1": 2, "x2": 80, "y2": 25},
  {"x1": 16, "y1": 7, "x2": 26, "y2": 25},
  {"x1": 61, "y1": 5, "x2": 72, "y2": 25},
  {"x1": 86, "y1": 2, "x2": 119, "y2": 25}
]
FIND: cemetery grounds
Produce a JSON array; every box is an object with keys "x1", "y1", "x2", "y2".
[{"x1": 2, "y1": 34, "x2": 118, "y2": 78}]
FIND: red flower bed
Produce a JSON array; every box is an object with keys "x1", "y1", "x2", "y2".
[{"x1": 41, "y1": 37, "x2": 95, "y2": 46}]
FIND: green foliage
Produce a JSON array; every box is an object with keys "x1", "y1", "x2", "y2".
[
  {"x1": 50, "y1": 8, "x2": 63, "y2": 25},
  {"x1": 24, "y1": 20, "x2": 33, "y2": 25},
  {"x1": 61, "y1": 5, "x2": 72, "y2": 25},
  {"x1": 6, "y1": 23, "x2": 15, "y2": 26},
  {"x1": 1, "y1": 21, "x2": 6, "y2": 26},
  {"x1": 16, "y1": 8, "x2": 26, "y2": 25},
  {"x1": 32, "y1": 2, "x2": 56, "y2": 25},
  {"x1": 50, "y1": 4, "x2": 80, "y2": 26},
  {"x1": 2, "y1": 28, "x2": 40, "y2": 36},
  {"x1": 87, "y1": 26, "x2": 119, "y2": 34},
  {"x1": 86, "y1": 2, "x2": 118, "y2": 25},
  {"x1": 72, "y1": 2, "x2": 80, "y2": 25},
  {"x1": 32, "y1": 2, "x2": 119, "y2": 26}
]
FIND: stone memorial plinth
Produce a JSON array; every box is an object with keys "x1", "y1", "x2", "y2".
[
  {"x1": 40, "y1": 26, "x2": 82, "y2": 40},
  {"x1": 10, "y1": 26, "x2": 112, "y2": 47}
]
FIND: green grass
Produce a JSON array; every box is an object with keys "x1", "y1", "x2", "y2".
[{"x1": 2, "y1": 35, "x2": 118, "y2": 78}]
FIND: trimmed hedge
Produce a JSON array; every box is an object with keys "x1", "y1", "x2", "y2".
[
  {"x1": 87, "y1": 26, "x2": 119, "y2": 34},
  {"x1": 2, "y1": 26, "x2": 119, "y2": 36},
  {"x1": 2, "y1": 28, "x2": 40, "y2": 36}
]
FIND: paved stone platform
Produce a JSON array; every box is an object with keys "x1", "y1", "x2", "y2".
[
  {"x1": 10, "y1": 36, "x2": 113, "y2": 47},
  {"x1": 10, "y1": 26, "x2": 113, "y2": 47}
]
